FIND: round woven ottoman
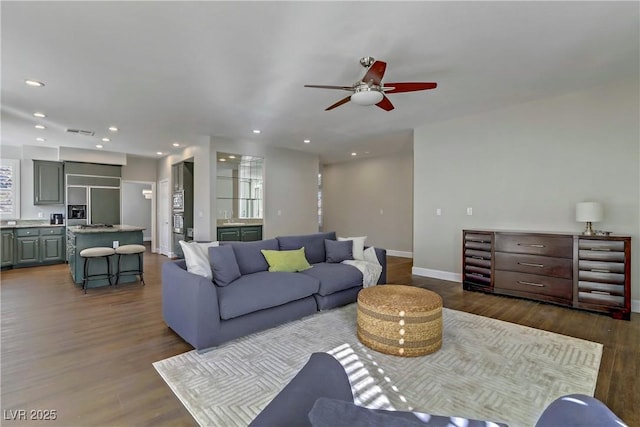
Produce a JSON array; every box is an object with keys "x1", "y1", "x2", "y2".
[{"x1": 357, "y1": 285, "x2": 443, "y2": 357}]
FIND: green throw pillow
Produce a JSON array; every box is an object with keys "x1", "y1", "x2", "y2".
[{"x1": 261, "y1": 247, "x2": 312, "y2": 272}]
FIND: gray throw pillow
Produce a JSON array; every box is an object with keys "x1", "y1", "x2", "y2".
[
  {"x1": 324, "y1": 239, "x2": 353, "y2": 263},
  {"x1": 209, "y1": 245, "x2": 241, "y2": 287}
]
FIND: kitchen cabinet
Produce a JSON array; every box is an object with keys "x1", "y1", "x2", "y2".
[
  {"x1": 217, "y1": 225, "x2": 262, "y2": 242},
  {"x1": 1, "y1": 229, "x2": 15, "y2": 267},
  {"x1": 34, "y1": 160, "x2": 64, "y2": 205},
  {"x1": 14, "y1": 227, "x2": 65, "y2": 267}
]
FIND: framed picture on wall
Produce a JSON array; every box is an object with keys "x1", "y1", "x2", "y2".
[{"x1": 0, "y1": 158, "x2": 20, "y2": 219}]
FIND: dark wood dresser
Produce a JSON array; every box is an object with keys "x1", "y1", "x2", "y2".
[{"x1": 463, "y1": 230, "x2": 631, "y2": 320}]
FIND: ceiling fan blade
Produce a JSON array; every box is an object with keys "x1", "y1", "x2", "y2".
[
  {"x1": 325, "y1": 96, "x2": 352, "y2": 111},
  {"x1": 362, "y1": 61, "x2": 387, "y2": 86},
  {"x1": 304, "y1": 84, "x2": 353, "y2": 91},
  {"x1": 375, "y1": 95, "x2": 394, "y2": 111},
  {"x1": 383, "y1": 82, "x2": 437, "y2": 93}
]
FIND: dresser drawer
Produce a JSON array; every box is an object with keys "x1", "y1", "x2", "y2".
[
  {"x1": 578, "y1": 270, "x2": 625, "y2": 285},
  {"x1": 39, "y1": 227, "x2": 64, "y2": 235},
  {"x1": 578, "y1": 239, "x2": 625, "y2": 252},
  {"x1": 15, "y1": 228, "x2": 40, "y2": 237},
  {"x1": 495, "y1": 234, "x2": 572, "y2": 258},
  {"x1": 494, "y1": 270, "x2": 573, "y2": 300},
  {"x1": 495, "y1": 252, "x2": 572, "y2": 279}
]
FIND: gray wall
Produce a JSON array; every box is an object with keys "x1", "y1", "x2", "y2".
[
  {"x1": 413, "y1": 79, "x2": 640, "y2": 310},
  {"x1": 322, "y1": 145, "x2": 413, "y2": 254},
  {"x1": 121, "y1": 182, "x2": 152, "y2": 241},
  {"x1": 122, "y1": 155, "x2": 157, "y2": 181}
]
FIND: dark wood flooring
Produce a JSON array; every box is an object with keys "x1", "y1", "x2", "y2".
[{"x1": 1, "y1": 253, "x2": 638, "y2": 426}]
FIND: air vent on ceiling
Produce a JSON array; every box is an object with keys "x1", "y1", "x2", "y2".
[{"x1": 66, "y1": 128, "x2": 95, "y2": 137}]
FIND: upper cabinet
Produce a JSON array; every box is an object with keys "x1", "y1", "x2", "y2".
[{"x1": 33, "y1": 160, "x2": 64, "y2": 205}]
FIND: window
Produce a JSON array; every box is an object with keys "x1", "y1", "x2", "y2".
[{"x1": 0, "y1": 159, "x2": 20, "y2": 219}]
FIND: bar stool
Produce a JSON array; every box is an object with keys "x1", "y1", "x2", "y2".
[
  {"x1": 79, "y1": 247, "x2": 116, "y2": 294},
  {"x1": 115, "y1": 244, "x2": 146, "y2": 286}
]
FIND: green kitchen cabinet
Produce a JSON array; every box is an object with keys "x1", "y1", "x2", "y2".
[
  {"x1": 1, "y1": 229, "x2": 15, "y2": 267},
  {"x1": 14, "y1": 227, "x2": 65, "y2": 267},
  {"x1": 217, "y1": 225, "x2": 262, "y2": 242},
  {"x1": 240, "y1": 226, "x2": 262, "y2": 242},
  {"x1": 34, "y1": 160, "x2": 64, "y2": 205}
]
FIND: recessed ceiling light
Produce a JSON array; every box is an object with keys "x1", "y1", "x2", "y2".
[
  {"x1": 108, "y1": 126, "x2": 119, "y2": 132},
  {"x1": 219, "y1": 158, "x2": 227, "y2": 162},
  {"x1": 33, "y1": 112, "x2": 46, "y2": 118},
  {"x1": 228, "y1": 155, "x2": 236, "y2": 159},
  {"x1": 351, "y1": 152, "x2": 357, "y2": 156},
  {"x1": 364, "y1": 151, "x2": 370, "y2": 154},
  {"x1": 34, "y1": 124, "x2": 46, "y2": 130},
  {"x1": 96, "y1": 144, "x2": 103, "y2": 149},
  {"x1": 36, "y1": 137, "x2": 46, "y2": 142},
  {"x1": 156, "y1": 152, "x2": 163, "y2": 155},
  {"x1": 252, "y1": 129, "x2": 261, "y2": 134},
  {"x1": 303, "y1": 139, "x2": 311, "y2": 144},
  {"x1": 101, "y1": 137, "x2": 110, "y2": 142},
  {"x1": 172, "y1": 142, "x2": 180, "y2": 147},
  {"x1": 25, "y1": 79, "x2": 45, "y2": 87}
]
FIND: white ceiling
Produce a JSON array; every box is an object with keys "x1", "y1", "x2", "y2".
[{"x1": 1, "y1": 1, "x2": 638, "y2": 164}]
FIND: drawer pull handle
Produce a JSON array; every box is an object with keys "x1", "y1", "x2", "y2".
[
  {"x1": 472, "y1": 256, "x2": 484, "y2": 260},
  {"x1": 517, "y1": 243, "x2": 545, "y2": 248},
  {"x1": 517, "y1": 280, "x2": 544, "y2": 287},
  {"x1": 590, "y1": 248, "x2": 611, "y2": 252},
  {"x1": 591, "y1": 290, "x2": 611, "y2": 296},
  {"x1": 518, "y1": 262, "x2": 544, "y2": 268},
  {"x1": 591, "y1": 269, "x2": 611, "y2": 273},
  {"x1": 468, "y1": 273, "x2": 486, "y2": 278}
]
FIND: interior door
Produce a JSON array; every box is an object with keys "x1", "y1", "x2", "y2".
[
  {"x1": 90, "y1": 187, "x2": 120, "y2": 225},
  {"x1": 158, "y1": 180, "x2": 170, "y2": 256}
]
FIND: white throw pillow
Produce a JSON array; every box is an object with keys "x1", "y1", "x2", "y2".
[
  {"x1": 338, "y1": 236, "x2": 367, "y2": 261},
  {"x1": 179, "y1": 240, "x2": 219, "y2": 279},
  {"x1": 363, "y1": 246, "x2": 381, "y2": 266}
]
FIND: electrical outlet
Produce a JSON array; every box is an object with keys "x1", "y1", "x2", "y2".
[
  {"x1": 436, "y1": 208, "x2": 442, "y2": 216},
  {"x1": 37, "y1": 212, "x2": 43, "y2": 218},
  {"x1": 466, "y1": 207, "x2": 473, "y2": 216},
  {"x1": 379, "y1": 209, "x2": 384, "y2": 215},
  {"x1": 112, "y1": 241, "x2": 119, "y2": 249}
]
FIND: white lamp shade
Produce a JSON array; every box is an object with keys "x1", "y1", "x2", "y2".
[
  {"x1": 576, "y1": 202, "x2": 603, "y2": 222},
  {"x1": 351, "y1": 90, "x2": 384, "y2": 106}
]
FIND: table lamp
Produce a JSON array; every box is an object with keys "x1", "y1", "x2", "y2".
[{"x1": 575, "y1": 202, "x2": 603, "y2": 236}]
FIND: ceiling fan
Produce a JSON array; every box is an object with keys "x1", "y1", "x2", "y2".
[{"x1": 304, "y1": 56, "x2": 437, "y2": 111}]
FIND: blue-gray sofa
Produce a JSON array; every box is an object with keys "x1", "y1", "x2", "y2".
[{"x1": 162, "y1": 231, "x2": 386, "y2": 351}]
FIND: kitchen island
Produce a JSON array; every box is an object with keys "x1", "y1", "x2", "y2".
[{"x1": 67, "y1": 225, "x2": 145, "y2": 288}]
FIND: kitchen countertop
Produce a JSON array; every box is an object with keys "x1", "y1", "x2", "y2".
[
  {"x1": 67, "y1": 225, "x2": 146, "y2": 234},
  {"x1": 0, "y1": 220, "x2": 65, "y2": 229}
]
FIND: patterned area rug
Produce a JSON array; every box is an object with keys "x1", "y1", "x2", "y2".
[{"x1": 153, "y1": 304, "x2": 602, "y2": 427}]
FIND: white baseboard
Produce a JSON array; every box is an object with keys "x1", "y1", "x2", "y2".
[
  {"x1": 632, "y1": 299, "x2": 640, "y2": 314},
  {"x1": 412, "y1": 267, "x2": 461, "y2": 283},
  {"x1": 386, "y1": 250, "x2": 412, "y2": 258}
]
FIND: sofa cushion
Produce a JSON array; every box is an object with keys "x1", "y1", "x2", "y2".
[
  {"x1": 338, "y1": 236, "x2": 367, "y2": 260},
  {"x1": 299, "y1": 262, "x2": 362, "y2": 296},
  {"x1": 277, "y1": 231, "x2": 337, "y2": 264},
  {"x1": 308, "y1": 398, "x2": 508, "y2": 427},
  {"x1": 209, "y1": 245, "x2": 241, "y2": 287},
  {"x1": 217, "y1": 271, "x2": 320, "y2": 320},
  {"x1": 222, "y1": 239, "x2": 279, "y2": 275},
  {"x1": 325, "y1": 239, "x2": 353, "y2": 263},
  {"x1": 261, "y1": 248, "x2": 312, "y2": 272},
  {"x1": 179, "y1": 240, "x2": 219, "y2": 279}
]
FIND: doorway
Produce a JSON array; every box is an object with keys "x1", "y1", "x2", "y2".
[{"x1": 121, "y1": 180, "x2": 156, "y2": 251}]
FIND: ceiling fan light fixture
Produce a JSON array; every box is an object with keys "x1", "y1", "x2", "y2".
[{"x1": 351, "y1": 90, "x2": 383, "y2": 106}]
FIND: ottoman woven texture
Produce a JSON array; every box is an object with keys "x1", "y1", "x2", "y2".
[{"x1": 357, "y1": 285, "x2": 443, "y2": 357}]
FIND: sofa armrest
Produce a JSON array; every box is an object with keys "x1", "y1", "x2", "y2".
[
  {"x1": 249, "y1": 353, "x2": 354, "y2": 427},
  {"x1": 162, "y1": 260, "x2": 221, "y2": 350}
]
